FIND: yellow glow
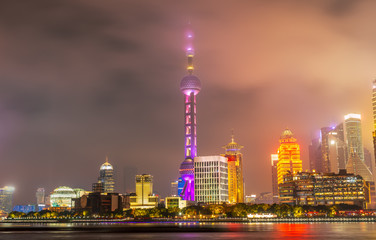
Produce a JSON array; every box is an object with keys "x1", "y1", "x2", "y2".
[{"x1": 277, "y1": 133, "x2": 302, "y2": 184}]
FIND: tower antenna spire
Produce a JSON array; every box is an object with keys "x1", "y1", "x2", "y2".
[
  {"x1": 231, "y1": 129, "x2": 235, "y2": 143},
  {"x1": 186, "y1": 25, "x2": 194, "y2": 75}
]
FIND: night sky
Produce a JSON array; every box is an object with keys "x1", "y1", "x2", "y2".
[{"x1": 1, "y1": 0, "x2": 376, "y2": 205}]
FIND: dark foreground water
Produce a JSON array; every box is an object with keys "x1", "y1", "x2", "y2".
[{"x1": 1, "y1": 222, "x2": 376, "y2": 239}]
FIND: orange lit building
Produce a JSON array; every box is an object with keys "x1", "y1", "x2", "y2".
[
  {"x1": 277, "y1": 129, "x2": 302, "y2": 184},
  {"x1": 223, "y1": 134, "x2": 244, "y2": 203}
]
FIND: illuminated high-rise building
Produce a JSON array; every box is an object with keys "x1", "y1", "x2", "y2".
[
  {"x1": 372, "y1": 79, "x2": 376, "y2": 165},
  {"x1": 276, "y1": 129, "x2": 302, "y2": 184},
  {"x1": 194, "y1": 156, "x2": 228, "y2": 204},
  {"x1": 98, "y1": 157, "x2": 115, "y2": 193},
  {"x1": 346, "y1": 151, "x2": 373, "y2": 182},
  {"x1": 179, "y1": 28, "x2": 201, "y2": 201},
  {"x1": 271, "y1": 154, "x2": 279, "y2": 203},
  {"x1": 222, "y1": 134, "x2": 244, "y2": 203},
  {"x1": 36, "y1": 188, "x2": 45, "y2": 205},
  {"x1": 0, "y1": 186, "x2": 15, "y2": 213},
  {"x1": 364, "y1": 148, "x2": 373, "y2": 173},
  {"x1": 344, "y1": 114, "x2": 365, "y2": 163},
  {"x1": 309, "y1": 137, "x2": 322, "y2": 172}
]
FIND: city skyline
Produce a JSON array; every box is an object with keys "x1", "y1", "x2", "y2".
[{"x1": 1, "y1": 1, "x2": 376, "y2": 205}]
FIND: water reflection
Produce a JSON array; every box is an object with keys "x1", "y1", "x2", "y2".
[{"x1": 1, "y1": 222, "x2": 376, "y2": 240}]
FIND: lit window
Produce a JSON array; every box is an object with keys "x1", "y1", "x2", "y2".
[
  {"x1": 186, "y1": 105, "x2": 191, "y2": 114},
  {"x1": 186, "y1": 137, "x2": 191, "y2": 146},
  {"x1": 186, "y1": 115, "x2": 191, "y2": 124},
  {"x1": 186, "y1": 148, "x2": 191, "y2": 156},
  {"x1": 186, "y1": 126, "x2": 191, "y2": 135}
]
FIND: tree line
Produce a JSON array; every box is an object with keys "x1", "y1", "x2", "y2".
[{"x1": 7, "y1": 203, "x2": 362, "y2": 219}]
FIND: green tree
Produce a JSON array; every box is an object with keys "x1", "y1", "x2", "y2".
[
  {"x1": 7, "y1": 211, "x2": 26, "y2": 219},
  {"x1": 167, "y1": 207, "x2": 180, "y2": 218},
  {"x1": 208, "y1": 204, "x2": 225, "y2": 215},
  {"x1": 231, "y1": 204, "x2": 248, "y2": 217},
  {"x1": 293, "y1": 206, "x2": 303, "y2": 217},
  {"x1": 134, "y1": 208, "x2": 149, "y2": 217}
]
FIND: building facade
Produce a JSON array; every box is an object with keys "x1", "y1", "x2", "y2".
[
  {"x1": 194, "y1": 156, "x2": 229, "y2": 204},
  {"x1": 222, "y1": 135, "x2": 244, "y2": 203},
  {"x1": 50, "y1": 186, "x2": 85, "y2": 209},
  {"x1": 271, "y1": 154, "x2": 279, "y2": 203},
  {"x1": 36, "y1": 188, "x2": 45, "y2": 205},
  {"x1": 346, "y1": 152, "x2": 373, "y2": 182},
  {"x1": 276, "y1": 129, "x2": 302, "y2": 184},
  {"x1": 279, "y1": 171, "x2": 366, "y2": 207},
  {"x1": 344, "y1": 114, "x2": 365, "y2": 163},
  {"x1": 98, "y1": 157, "x2": 115, "y2": 193},
  {"x1": 309, "y1": 124, "x2": 347, "y2": 174},
  {"x1": 372, "y1": 79, "x2": 376, "y2": 166},
  {"x1": 165, "y1": 196, "x2": 192, "y2": 209},
  {"x1": 73, "y1": 192, "x2": 125, "y2": 214},
  {"x1": 129, "y1": 174, "x2": 158, "y2": 209},
  {"x1": 0, "y1": 186, "x2": 15, "y2": 213}
]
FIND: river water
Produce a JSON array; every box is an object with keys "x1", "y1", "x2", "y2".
[{"x1": 1, "y1": 222, "x2": 376, "y2": 239}]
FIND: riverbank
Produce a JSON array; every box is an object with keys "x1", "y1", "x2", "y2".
[{"x1": 2, "y1": 216, "x2": 376, "y2": 224}]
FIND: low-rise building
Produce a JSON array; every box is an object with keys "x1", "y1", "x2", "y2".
[
  {"x1": 165, "y1": 196, "x2": 193, "y2": 209},
  {"x1": 73, "y1": 192, "x2": 125, "y2": 214},
  {"x1": 279, "y1": 170, "x2": 368, "y2": 207}
]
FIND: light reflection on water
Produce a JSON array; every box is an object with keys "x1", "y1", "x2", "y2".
[{"x1": 1, "y1": 222, "x2": 376, "y2": 240}]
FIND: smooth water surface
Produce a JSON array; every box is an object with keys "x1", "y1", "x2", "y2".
[{"x1": 1, "y1": 222, "x2": 376, "y2": 239}]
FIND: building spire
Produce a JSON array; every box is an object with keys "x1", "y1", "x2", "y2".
[
  {"x1": 105, "y1": 156, "x2": 109, "y2": 163},
  {"x1": 186, "y1": 25, "x2": 194, "y2": 75},
  {"x1": 231, "y1": 128, "x2": 235, "y2": 143}
]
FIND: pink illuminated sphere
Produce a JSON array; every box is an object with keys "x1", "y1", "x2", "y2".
[{"x1": 180, "y1": 75, "x2": 201, "y2": 95}]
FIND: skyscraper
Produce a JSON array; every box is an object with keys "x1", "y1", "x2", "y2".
[
  {"x1": 346, "y1": 151, "x2": 373, "y2": 182},
  {"x1": 98, "y1": 157, "x2": 115, "y2": 193},
  {"x1": 344, "y1": 114, "x2": 365, "y2": 163},
  {"x1": 223, "y1": 134, "x2": 244, "y2": 203},
  {"x1": 364, "y1": 148, "x2": 373, "y2": 173},
  {"x1": 276, "y1": 129, "x2": 302, "y2": 184},
  {"x1": 194, "y1": 156, "x2": 229, "y2": 204},
  {"x1": 179, "y1": 29, "x2": 201, "y2": 201},
  {"x1": 372, "y1": 79, "x2": 376, "y2": 166},
  {"x1": 309, "y1": 137, "x2": 322, "y2": 172},
  {"x1": 36, "y1": 188, "x2": 45, "y2": 205},
  {"x1": 271, "y1": 154, "x2": 279, "y2": 203},
  {"x1": 0, "y1": 186, "x2": 15, "y2": 213},
  {"x1": 320, "y1": 127, "x2": 333, "y2": 173}
]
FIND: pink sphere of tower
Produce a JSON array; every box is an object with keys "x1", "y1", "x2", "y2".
[{"x1": 180, "y1": 75, "x2": 201, "y2": 95}]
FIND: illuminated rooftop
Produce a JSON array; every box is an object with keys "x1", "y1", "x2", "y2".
[{"x1": 100, "y1": 157, "x2": 113, "y2": 170}]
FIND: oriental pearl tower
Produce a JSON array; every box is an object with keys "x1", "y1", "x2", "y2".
[{"x1": 178, "y1": 30, "x2": 201, "y2": 201}]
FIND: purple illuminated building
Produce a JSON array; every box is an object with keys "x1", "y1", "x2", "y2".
[{"x1": 178, "y1": 30, "x2": 201, "y2": 201}]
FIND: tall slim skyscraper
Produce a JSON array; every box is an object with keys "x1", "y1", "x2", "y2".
[
  {"x1": 98, "y1": 157, "x2": 115, "y2": 193},
  {"x1": 364, "y1": 148, "x2": 373, "y2": 173},
  {"x1": 372, "y1": 79, "x2": 376, "y2": 166},
  {"x1": 271, "y1": 154, "x2": 279, "y2": 203},
  {"x1": 344, "y1": 114, "x2": 365, "y2": 163},
  {"x1": 179, "y1": 29, "x2": 201, "y2": 201},
  {"x1": 0, "y1": 186, "x2": 15, "y2": 213},
  {"x1": 309, "y1": 137, "x2": 322, "y2": 172},
  {"x1": 223, "y1": 134, "x2": 244, "y2": 203},
  {"x1": 36, "y1": 188, "x2": 45, "y2": 205},
  {"x1": 276, "y1": 129, "x2": 302, "y2": 184}
]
